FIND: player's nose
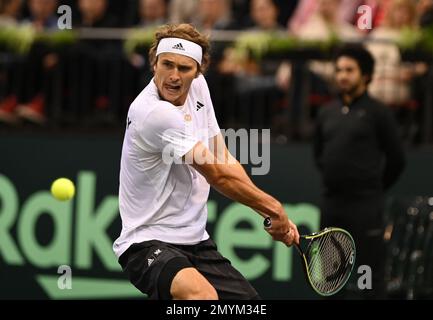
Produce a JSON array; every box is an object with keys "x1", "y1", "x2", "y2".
[{"x1": 169, "y1": 68, "x2": 180, "y2": 81}]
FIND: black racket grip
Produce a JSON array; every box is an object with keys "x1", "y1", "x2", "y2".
[{"x1": 263, "y1": 217, "x2": 272, "y2": 228}]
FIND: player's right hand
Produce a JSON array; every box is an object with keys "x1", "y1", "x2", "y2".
[{"x1": 264, "y1": 209, "x2": 300, "y2": 247}]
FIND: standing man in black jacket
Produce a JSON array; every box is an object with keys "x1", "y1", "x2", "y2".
[{"x1": 314, "y1": 45, "x2": 406, "y2": 299}]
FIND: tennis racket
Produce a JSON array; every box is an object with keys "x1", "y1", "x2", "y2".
[{"x1": 264, "y1": 217, "x2": 356, "y2": 296}]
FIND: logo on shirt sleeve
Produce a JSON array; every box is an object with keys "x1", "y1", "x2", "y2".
[{"x1": 196, "y1": 101, "x2": 204, "y2": 111}]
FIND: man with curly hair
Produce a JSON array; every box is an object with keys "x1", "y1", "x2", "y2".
[{"x1": 113, "y1": 23, "x2": 299, "y2": 300}]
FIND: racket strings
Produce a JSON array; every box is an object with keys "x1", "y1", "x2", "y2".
[
  {"x1": 320, "y1": 233, "x2": 352, "y2": 291},
  {"x1": 308, "y1": 234, "x2": 343, "y2": 292},
  {"x1": 326, "y1": 233, "x2": 354, "y2": 291},
  {"x1": 306, "y1": 231, "x2": 355, "y2": 294},
  {"x1": 310, "y1": 233, "x2": 352, "y2": 292}
]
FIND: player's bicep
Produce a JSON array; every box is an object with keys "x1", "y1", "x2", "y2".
[
  {"x1": 209, "y1": 133, "x2": 230, "y2": 164},
  {"x1": 184, "y1": 141, "x2": 221, "y2": 184}
]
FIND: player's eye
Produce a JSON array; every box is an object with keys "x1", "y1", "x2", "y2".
[{"x1": 179, "y1": 66, "x2": 192, "y2": 72}]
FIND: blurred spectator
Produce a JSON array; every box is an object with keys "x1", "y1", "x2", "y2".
[
  {"x1": 366, "y1": 0, "x2": 424, "y2": 107},
  {"x1": 277, "y1": 0, "x2": 364, "y2": 139},
  {"x1": 189, "y1": 0, "x2": 299, "y2": 30},
  {"x1": 239, "y1": 0, "x2": 299, "y2": 29},
  {"x1": 0, "y1": 0, "x2": 21, "y2": 27},
  {"x1": 249, "y1": 0, "x2": 284, "y2": 30},
  {"x1": 22, "y1": 0, "x2": 58, "y2": 30},
  {"x1": 168, "y1": 0, "x2": 198, "y2": 24},
  {"x1": 76, "y1": 0, "x2": 117, "y2": 28},
  {"x1": 68, "y1": 0, "x2": 122, "y2": 125},
  {"x1": 1, "y1": 0, "x2": 59, "y2": 125},
  {"x1": 366, "y1": 0, "x2": 427, "y2": 142},
  {"x1": 296, "y1": 0, "x2": 363, "y2": 41},
  {"x1": 193, "y1": 0, "x2": 239, "y2": 32},
  {"x1": 339, "y1": 0, "x2": 363, "y2": 25},
  {"x1": 417, "y1": 0, "x2": 433, "y2": 27},
  {"x1": 124, "y1": 0, "x2": 167, "y2": 28},
  {"x1": 290, "y1": 0, "x2": 390, "y2": 35},
  {"x1": 288, "y1": 0, "x2": 317, "y2": 35},
  {"x1": 0, "y1": 0, "x2": 23, "y2": 125},
  {"x1": 219, "y1": 0, "x2": 285, "y2": 77},
  {"x1": 137, "y1": 0, "x2": 167, "y2": 27},
  {"x1": 218, "y1": 0, "x2": 287, "y2": 129},
  {"x1": 289, "y1": 0, "x2": 363, "y2": 88}
]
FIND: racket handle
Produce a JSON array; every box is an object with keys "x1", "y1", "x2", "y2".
[
  {"x1": 295, "y1": 243, "x2": 303, "y2": 255},
  {"x1": 263, "y1": 217, "x2": 272, "y2": 228}
]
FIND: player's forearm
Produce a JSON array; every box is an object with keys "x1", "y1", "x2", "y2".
[
  {"x1": 189, "y1": 141, "x2": 283, "y2": 218},
  {"x1": 209, "y1": 161, "x2": 282, "y2": 219}
]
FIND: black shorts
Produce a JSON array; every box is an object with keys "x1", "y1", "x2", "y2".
[{"x1": 118, "y1": 238, "x2": 260, "y2": 300}]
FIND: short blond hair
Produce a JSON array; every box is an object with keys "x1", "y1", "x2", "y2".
[{"x1": 149, "y1": 23, "x2": 211, "y2": 74}]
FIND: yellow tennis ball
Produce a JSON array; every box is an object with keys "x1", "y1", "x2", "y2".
[{"x1": 51, "y1": 178, "x2": 75, "y2": 201}]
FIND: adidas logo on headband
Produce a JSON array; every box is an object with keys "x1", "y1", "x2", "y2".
[
  {"x1": 157, "y1": 38, "x2": 202, "y2": 64},
  {"x1": 172, "y1": 43, "x2": 185, "y2": 51}
]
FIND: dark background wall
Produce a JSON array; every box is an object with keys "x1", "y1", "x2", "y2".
[{"x1": 1, "y1": 132, "x2": 432, "y2": 299}]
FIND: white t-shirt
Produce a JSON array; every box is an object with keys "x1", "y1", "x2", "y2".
[{"x1": 113, "y1": 74, "x2": 220, "y2": 258}]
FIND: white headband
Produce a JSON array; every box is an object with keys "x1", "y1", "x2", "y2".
[{"x1": 156, "y1": 38, "x2": 203, "y2": 65}]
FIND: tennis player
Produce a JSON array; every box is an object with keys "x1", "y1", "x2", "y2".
[{"x1": 113, "y1": 23, "x2": 299, "y2": 300}]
